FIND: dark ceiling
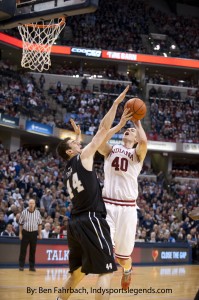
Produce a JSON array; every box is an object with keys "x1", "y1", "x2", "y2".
[
  {"x1": 180, "y1": 0, "x2": 199, "y2": 6},
  {"x1": 167, "y1": 0, "x2": 199, "y2": 7}
]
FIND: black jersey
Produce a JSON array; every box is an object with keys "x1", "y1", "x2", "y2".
[{"x1": 64, "y1": 155, "x2": 106, "y2": 216}]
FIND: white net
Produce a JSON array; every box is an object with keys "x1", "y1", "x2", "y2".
[{"x1": 18, "y1": 18, "x2": 66, "y2": 72}]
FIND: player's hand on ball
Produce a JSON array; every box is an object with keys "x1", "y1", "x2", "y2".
[
  {"x1": 119, "y1": 108, "x2": 133, "y2": 127},
  {"x1": 124, "y1": 98, "x2": 147, "y2": 121}
]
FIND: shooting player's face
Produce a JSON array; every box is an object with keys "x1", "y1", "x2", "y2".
[{"x1": 123, "y1": 128, "x2": 137, "y2": 143}]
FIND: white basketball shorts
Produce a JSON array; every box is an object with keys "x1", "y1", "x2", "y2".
[{"x1": 105, "y1": 203, "x2": 138, "y2": 259}]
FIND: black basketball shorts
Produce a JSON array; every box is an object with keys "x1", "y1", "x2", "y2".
[{"x1": 67, "y1": 212, "x2": 117, "y2": 274}]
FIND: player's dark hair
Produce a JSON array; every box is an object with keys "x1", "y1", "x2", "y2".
[{"x1": 56, "y1": 137, "x2": 71, "y2": 160}]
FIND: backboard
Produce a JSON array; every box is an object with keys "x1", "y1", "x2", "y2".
[{"x1": 0, "y1": 0, "x2": 99, "y2": 29}]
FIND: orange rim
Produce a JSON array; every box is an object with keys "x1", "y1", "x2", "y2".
[{"x1": 24, "y1": 16, "x2": 65, "y2": 28}]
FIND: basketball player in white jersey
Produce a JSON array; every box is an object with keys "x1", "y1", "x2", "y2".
[{"x1": 98, "y1": 113, "x2": 147, "y2": 290}]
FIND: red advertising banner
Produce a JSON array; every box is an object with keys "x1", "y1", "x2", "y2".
[
  {"x1": 36, "y1": 244, "x2": 69, "y2": 265},
  {"x1": 51, "y1": 45, "x2": 71, "y2": 55},
  {"x1": 137, "y1": 53, "x2": 199, "y2": 69},
  {"x1": 102, "y1": 50, "x2": 137, "y2": 61},
  {"x1": 102, "y1": 50, "x2": 199, "y2": 69},
  {"x1": 0, "y1": 33, "x2": 71, "y2": 55},
  {"x1": 0, "y1": 32, "x2": 22, "y2": 48}
]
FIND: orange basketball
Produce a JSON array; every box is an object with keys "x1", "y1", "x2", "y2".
[{"x1": 124, "y1": 97, "x2": 147, "y2": 121}]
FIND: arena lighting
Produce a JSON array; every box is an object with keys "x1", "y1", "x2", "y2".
[
  {"x1": 163, "y1": 53, "x2": 168, "y2": 57},
  {"x1": 154, "y1": 45, "x2": 160, "y2": 50},
  {"x1": 171, "y1": 44, "x2": 176, "y2": 49}
]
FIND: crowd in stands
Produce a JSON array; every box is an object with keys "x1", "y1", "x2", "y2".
[
  {"x1": 148, "y1": 86, "x2": 199, "y2": 143},
  {"x1": 3, "y1": 0, "x2": 199, "y2": 59},
  {"x1": 148, "y1": 6, "x2": 199, "y2": 59},
  {"x1": 0, "y1": 64, "x2": 57, "y2": 126},
  {"x1": 42, "y1": 78, "x2": 199, "y2": 143},
  {"x1": 170, "y1": 169, "x2": 199, "y2": 179},
  {"x1": 0, "y1": 61, "x2": 199, "y2": 143},
  {"x1": 145, "y1": 72, "x2": 199, "y2": 89},
  {"x1": 0, "y1": 146, "x2": 72, "y2": 239},
  {"x1": 66, "y1": 0, "x2": 199, "y2": 59},
  {"x1": 47, "y1": 64, "x2": 132, "y2": 82},
  {"x1": 0, "y1": 145, "x2": 198, "y2": 261},
  {"x1": 64, "y1": 0, "x2": 148, "y2": 53}
]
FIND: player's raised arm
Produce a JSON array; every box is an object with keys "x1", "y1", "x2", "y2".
[
  {"x1": 99, "y1": 85, "x2": 129, "y2": 131},
  {"x1": 133, "y1": 120, "x2": 147, "y2": 162},
  {"x1": 81, "y1": 86, "x2": 130, "y2": 168}
]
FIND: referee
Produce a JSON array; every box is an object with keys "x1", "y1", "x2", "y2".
[{"x1": 18, "y1": 199, "x2": 42, "y2": 271}]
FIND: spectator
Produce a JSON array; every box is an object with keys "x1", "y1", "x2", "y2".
[
  {"x1": 39, "y1": 75, "x2": 45, "y2": 90},
  {"x1": 149, "y1": 231, "x2": 156, "y2": 243},
  {"x1": 176, "y1": 232, "x2": 185, "y2": 242},
  {"x1": 163, "y1": 232, "x2": 176, "y2": 243},
  {"x1": 142, "y1": 213, "x2": 155, "y2": 237},
  {"x1": 138, "y1": 230, "x2": 148, "y2": 242},
  {"x1": 1, "y1": 223, "x2": 16, "y2": 237},
  {"x1": 41, "y1": 222, "x2": 51, "y2": 238},
  {"x1": 27, "y1": 81, "x2": 34, "y2": 94},
  {"x1": 12, "y1": 213, "x2": 20, "y2": 236},
  {"x1": 81, "y1": 77, "x2": 88, "y2": 91},
  {"x1": 57, "y1": 81, "x2": 62, "y2": 93},
  {"x1": 49, "y1": 225, "x2": 61, "y2": 239},
  {"x1": 0, "y1": 212, "x2": 7, "y2": 234},
  {"x1": 60, "y1": 218, "x2": 69, "y2": 239},
  {"x1": 40, "y1": 189, "x2": 53, "y2": 214}
]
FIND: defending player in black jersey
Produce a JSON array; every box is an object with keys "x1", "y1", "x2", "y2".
[{"x1": 56, "y1": 86, "x2": 132, "y2": 300}]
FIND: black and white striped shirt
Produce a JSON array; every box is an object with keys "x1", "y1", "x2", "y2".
[{"x1": 19, "y1": 208, "x2": 42, "y2": 232}]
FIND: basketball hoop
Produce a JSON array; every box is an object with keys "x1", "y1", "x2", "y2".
[{"x1": 18, "y1": 17, "x2": 66, "y2": 72}]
